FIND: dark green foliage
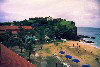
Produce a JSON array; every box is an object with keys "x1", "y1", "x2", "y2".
[
  {"x1": 25, "y1": 35, "x2": 36, "y2": 61},
  {"x1": 17, "y1": 27, "x2": 27, "y2": 52},
  {"x1": 34, "y1": 26, "x2": 47, "y2": 44},
  {"x1": 5, "y1": 30, "x2": 13, "y2": 37},
  {"x1": 17, "y1": 27, "x2": 27, "y2": 38},
  {"x1": 0, "y1": 33, "x2": 9, "y2": 42},
  {"x1": 0, "y1": 30, "x2": 13, "y2": 47},
  {"x1": 0, "y1": 16, "x2": 77, "y2": 48},
  {"x1": 8, "y1": 17, "x2": 76, "y2": 40},
  {"x1": 0, "y1": 22, "x2": 11, "y2": 26}
]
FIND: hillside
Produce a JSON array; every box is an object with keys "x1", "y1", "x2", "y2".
[{"x1": 0, "y1": 16, "x2": 77, "y2": 40}]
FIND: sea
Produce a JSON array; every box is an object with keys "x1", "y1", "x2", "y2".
[{"x1": 77, "y1": 27, "x2": 100, "y2": 48}]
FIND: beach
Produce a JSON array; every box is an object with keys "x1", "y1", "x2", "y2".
[
  {"x1": 64, "y1": 41, "x2": 100, "y2": 67},
  {"x1": 36, "y1": 41, "x2": 100, "y2": 67}
]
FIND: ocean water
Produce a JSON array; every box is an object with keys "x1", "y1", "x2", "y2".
[{"x1": 77, "y1": 27, "x2": 100, "y2": 48}]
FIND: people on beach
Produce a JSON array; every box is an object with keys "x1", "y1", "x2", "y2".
[
  {"x1": 85, "y1": 49, "x2": 86, "y2": 51},
  {"x1": 91, "y1": 51, "x2": 93, "y2": 54},
  {"x1": 79, "y1": 45, "x2": 80, "y2": 48},
  {"x1": 78, "y1": 50, "x2": 80, "y2": 53},
  {"x1": 41, "y1": 46, "x2": 42, "y2": 49},
  {"x1": 73, "y1": 44, "x2": 74, "y2": 47},
  {"x1": 77, "y1": 43, "x2": 78, "y2": 45}
]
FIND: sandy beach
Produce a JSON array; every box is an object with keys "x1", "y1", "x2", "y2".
[
  {"x1": 35, "y1": 41, "x2": 100, "y2": 67},
  {"x1": 63, "y1": 41, "x2": 100, "y2": 67}
]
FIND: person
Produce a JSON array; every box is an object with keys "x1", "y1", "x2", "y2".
[
  {"x1": 85, "y1": 49, "x2": 86, "y2": 51},
  {"x1": 77, "y1": 43, "x2": 78, "y2": 45},
  {"x1": 73, "y1": 44, "x2": 74, "y2": 47},
  {"x1": 78, "y1": 50, "x2": 80, "y2": 53},
  {"x1": 41, "y1": 46, "x2": 42, "y2": 49},
  {"x1": 91, "y1": 51, "x2": 93, "y2": 53}
]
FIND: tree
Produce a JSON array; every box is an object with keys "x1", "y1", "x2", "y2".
[
  {"x1": 5, "y1": 30, "x2": 13, "y2": 37},
  {"x1": 1, "y1": 17, "x2": 77, "y2": 42},
  {"x1": 1, "y1": 30, "x2": 13, "y2": 47},
  {"x1": 25, "y1": 35, "x2": 36, "y2": 61},
  {"x1": 2, "y1": 22, "x2": 11, "y2": 26},
  {"x1": 17, "y1": 38, "x2": 24, "y2": 53},
  {"x1": 17, "y1": 26, "x2": 26, "y2": 38},
  {"x1": 54, "y1": 20, "x2": 77, "y2": 40},
  {"x1": 17, "y1": 27, "x2": 26, "y2": 53},
  {"x1": 34, "y1": 26, "x2": 46, "y2": 45}
]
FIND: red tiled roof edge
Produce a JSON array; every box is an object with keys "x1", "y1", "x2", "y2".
[
  {"x1": 0, "y1": 26, "x2": 32, "y2": 30},
  {"x1": 0, "y1": 44, "x2": 36, "y2": 67}
]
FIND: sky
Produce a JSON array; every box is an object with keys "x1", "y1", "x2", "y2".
[{"x1": 0, "y1": 0, "x2": 100, "y2": 28}]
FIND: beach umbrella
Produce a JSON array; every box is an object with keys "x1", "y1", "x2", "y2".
[
  {"x1": 82, "y1": 64, "x2": 90, "y2": 67},
  {"x1": 65, "y1": 54, "x2": 72, "y2": 59},
  {"x1": 72, "y1": 58, "x2": 80, "y2": 63},
  {"x1": 59, "y1": 51, "x2": 65, "y2": 54}
]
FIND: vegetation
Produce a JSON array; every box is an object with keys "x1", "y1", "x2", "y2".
[
  {"x1": 0, "y1": 16, "x2": 77, "y2": 66},
  {"x1": 46, "y1": 56, "x2": 62, "y2": 67},
  {"x1": 25, "y1": 35, "x2": 36, "y2": 61},
  {"x1": 0, "y1": 16, "x2": 77, "y2": 40}
]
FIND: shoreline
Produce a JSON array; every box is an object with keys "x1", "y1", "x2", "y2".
[
  {"x1": 79, "y1": 35, "x2": 100, "y2": 48},
  {"x1": 62, "y1": 40, "x2": 100, "y2": 67},
  {"x1": 79, "y1": 42, "x2": 100, "y2": 49}
]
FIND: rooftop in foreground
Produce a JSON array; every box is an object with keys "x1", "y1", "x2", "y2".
[{"x1": 0, "y1": 44, "x2": 36, "y2": 67}]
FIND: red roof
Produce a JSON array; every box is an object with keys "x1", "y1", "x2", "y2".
[
  {"x1": 0, "y1": 44, "x2": 36, "y2": 67},
  {"x1": 22, "y1": 26, "x2": 32, "y2": 30},
  {"x1": 0, "y1": 26, "x2": 32, "y2": 30},
  {"x1": 0, "y1": 26, "x2": 18, "y2": 30}
]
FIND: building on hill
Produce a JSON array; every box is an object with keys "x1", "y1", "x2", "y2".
[
  {"x1": 0, "y1": 26, "x2": 32, "y2": 34},
  {"x1": 0, "y1": 44, "x2": 36, "y2": 67}
]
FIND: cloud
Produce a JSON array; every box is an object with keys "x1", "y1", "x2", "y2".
[
  {"x1": 0, "y1": 0, "x2": 100, "y2": 27},
  {"x1": 0, "y1": 11, "x2": 9, "y2": 22},
  {"x1": 0, "y1": 0, "x2": 6, "y2": 3}
]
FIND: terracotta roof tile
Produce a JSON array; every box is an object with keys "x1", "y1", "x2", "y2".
[
  {"x1": 0, "y1": 44, "x2": 36, "y2": 67},
  {"x1": 0, "y1": 26, "x2": 32, "y2": 30}
]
